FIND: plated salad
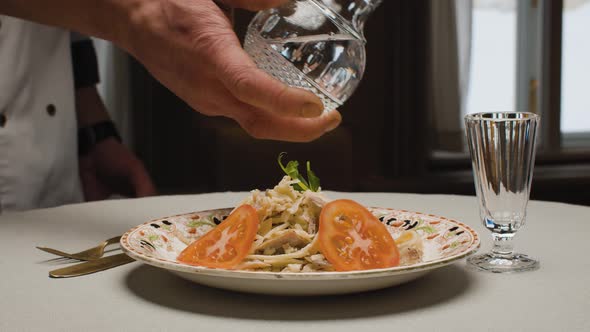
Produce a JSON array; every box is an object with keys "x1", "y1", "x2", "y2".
[{"x1": 177, "y1": 154, "x2": 424, "y2": 272}]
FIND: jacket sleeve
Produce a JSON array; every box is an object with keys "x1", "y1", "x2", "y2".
[{"x1": 70, "y1": 32, "x2": 100, "y2": 89}]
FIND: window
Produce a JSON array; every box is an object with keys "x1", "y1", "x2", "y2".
[
  {"x1": 466, "y1": 0, "x2": 517, "y2": 115},
  {"x1": 428, "y1": 0, "x2": 590, "y2": 205},
  {"x1": 561, "y1": 0, "x2": 590, "y2": 135},
  {"x1": 452, "y1": 0, "x2": 590, "y2": 155}
]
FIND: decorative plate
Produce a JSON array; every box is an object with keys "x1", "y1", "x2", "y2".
[{"x1": 121, "y1": 207, "x2": 480, "y2": 296}]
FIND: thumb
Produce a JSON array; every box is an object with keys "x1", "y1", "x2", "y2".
[
  {"x1": 129, "y1": 164, "x2": 157, "y2": 197},
  {"x1": 79, "y1": 169, "x2": 111, "y2": 201}
]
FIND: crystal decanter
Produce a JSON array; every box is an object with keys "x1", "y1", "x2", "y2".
[{"x1": 244, "y1": 0, "x2": 382, "y2": 111}]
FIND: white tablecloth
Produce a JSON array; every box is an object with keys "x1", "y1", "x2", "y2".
[{"x1": 1, "y1": 192, "x2": 588, "y2": 332}]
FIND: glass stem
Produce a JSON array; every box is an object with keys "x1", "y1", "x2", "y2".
[{"x1": 491, "y1": 233, "x2": 515, "y2": 257}]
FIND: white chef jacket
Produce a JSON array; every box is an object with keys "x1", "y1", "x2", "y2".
[{"x1": 0, "y1": 16, "x2": 83, "y2": 213}]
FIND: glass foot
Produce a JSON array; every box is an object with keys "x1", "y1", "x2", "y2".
[{"x1": 467, "y1": 252, "x2": 539, "y2": 273}]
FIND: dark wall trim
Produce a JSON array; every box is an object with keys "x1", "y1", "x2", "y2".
[
  {"x1": 541, "y1": 0, "x2": 563, "y2": 151},
  {"x1": 383, "y1": 0, "x2": 431, "y2": 178}
]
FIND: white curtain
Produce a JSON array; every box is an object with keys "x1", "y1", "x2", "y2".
[
  {"x1": 429, "y1": 0, "x2": 473, "y2": 151},
  {"x1": 93, "y1": 39, "x2": 133, "y2": 146}
]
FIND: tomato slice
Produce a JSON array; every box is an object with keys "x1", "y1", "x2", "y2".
[
  {"x1": 177, "y1": 205, "x2": 259, "y2": 269},
  {"x1": 318, "y1": 199, "x2": 400, "y2": 271}
]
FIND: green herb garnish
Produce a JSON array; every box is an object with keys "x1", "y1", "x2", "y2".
[
  {"x1": 306, "y1": 161, "x2": 320, "y2": 192},
  {"x1": 415, "y1": 225, "x2": 437, "y2": 234},
  {"x1": 278, "y1": 152, "x2": 321, "y2": 192},
  {"x1": 187, "y1": 220, "x2": 215, "y2": 228}
]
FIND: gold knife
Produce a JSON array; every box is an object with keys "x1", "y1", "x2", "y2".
[{"x1": 49, "y1": 253, "x2": 135, "y2": 278}]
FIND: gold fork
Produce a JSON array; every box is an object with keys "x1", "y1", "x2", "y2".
[{"x1": 37, "y1": 236, "x2": 121, "y2": 261}]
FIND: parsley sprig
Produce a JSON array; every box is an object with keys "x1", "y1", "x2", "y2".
[{"x1": 277, "y1": 152, "x2": 320, "y2": 192}]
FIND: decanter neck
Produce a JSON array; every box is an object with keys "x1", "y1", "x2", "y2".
[{"x1": 311, "y1": 0, "x2": 382, "y2": 39}]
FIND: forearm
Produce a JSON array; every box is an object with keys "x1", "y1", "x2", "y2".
[
  {"x1": 0, "y1": 0, "x2": 135, "y2": 47},
  {"x1": 75, "y1": 86, "x2": 111, "y2": 128},
  {"x1": 2, "y1": 0, "x2": 340, "y2": 142}
]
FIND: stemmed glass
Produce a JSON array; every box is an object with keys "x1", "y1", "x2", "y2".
[{"x1": 464, "y1": 112, "x2": 540, "y2": 273}]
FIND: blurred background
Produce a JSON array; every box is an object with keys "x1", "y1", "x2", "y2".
[{"x1": 93, "y1": 0, "x2": 590, "y2": 205}]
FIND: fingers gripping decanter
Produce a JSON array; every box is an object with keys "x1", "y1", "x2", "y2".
[{"x1": 245, "y1": 0, "x2": 382, "y2": 111}]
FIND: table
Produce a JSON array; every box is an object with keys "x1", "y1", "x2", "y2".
[{"x1": 1, "y1": 192, "x2": 588, "y2": 332}]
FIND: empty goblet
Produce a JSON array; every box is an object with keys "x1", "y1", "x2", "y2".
[{"x1": 465, "y1": 112, "x2": 540, "y2": 273}]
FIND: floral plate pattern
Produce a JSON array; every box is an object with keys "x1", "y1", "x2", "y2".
[{"x1": 121, "y1": 207, "x2": 480, "y2": 295}]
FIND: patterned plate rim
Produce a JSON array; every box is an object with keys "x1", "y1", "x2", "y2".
[{"x1": 121, "y1": 207, "x2": 481, "y2": 280}]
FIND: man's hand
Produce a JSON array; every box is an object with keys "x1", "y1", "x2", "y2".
[
  {"x1": 75, "y1": 86, "x2": 156, "y2": 201},
  {"x1": 125, "y1": 0, "x2": 342, "y2": 142},
  {"x1": 0, "y1": 0, "x2": 342, "y2": 142},
  {"x1": 79, "y1": 138, "x2": 156, "y2": 201}
]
